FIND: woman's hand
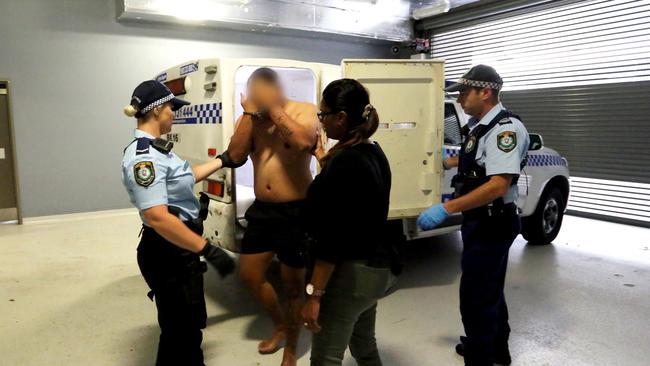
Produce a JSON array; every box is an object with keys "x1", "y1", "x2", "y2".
[
  {"x1": 312, "y1": 129, "x2": 326, "y2": 160},
  {"x1": 301, "y1": 297, "x2": 322, "y2": 333},
  {"x1": 240, "y1": 92, "x2": 257, "y2": 113}
]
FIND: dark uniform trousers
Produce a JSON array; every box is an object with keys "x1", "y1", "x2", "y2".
[
  {"x1": 453, "y1": 108, "x2": 524, "y2": 365},
  {"x1": 137, "y1": 222, "x2": 208, "y2": 366},
  {"x1": 459, "y1": 206, "x2": 520, "y2": 366}
]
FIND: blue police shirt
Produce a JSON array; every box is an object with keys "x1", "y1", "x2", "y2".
[
  {"x1": 121, "y1": 129, "x2": 200, "y2": 225},
  {"x1": 468, "y1": 103, "x2": 529, "y2": 204}
]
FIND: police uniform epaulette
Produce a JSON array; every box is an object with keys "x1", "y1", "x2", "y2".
[
  {"x1": 131, "y1": 137, "x2": 174, "y2": 155},
  {"x1": 498, "y1": 118, "x2": 513, "y2": 125},
  {"x1": 135, "y1": 138, "x2": 152, "y2": 156}
]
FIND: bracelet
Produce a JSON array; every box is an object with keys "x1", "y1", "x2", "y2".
[{"x1": 243, "y1": 111, "x2": 262, "y2": 120}]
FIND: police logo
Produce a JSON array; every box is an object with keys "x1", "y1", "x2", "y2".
[
  {"x1": 134, "y1": 161, "x2": 155, "y2": 187},
  {"x1": 497, "y1": 131, "x2": 517, "y2": 152},
  {"x1": 465, "y1": 136, "x2": 477, "y2": 153}
]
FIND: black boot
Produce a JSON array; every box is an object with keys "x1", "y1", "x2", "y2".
[{"x1": 455, "y1": 336, "x2": 511, "y2": 366}]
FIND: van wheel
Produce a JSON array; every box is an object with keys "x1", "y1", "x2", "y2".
[{"x1": 522, "y1": 187, "x2": 564, "y2": 245}]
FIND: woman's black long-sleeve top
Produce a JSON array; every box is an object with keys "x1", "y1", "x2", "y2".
[{"x1": 303, "y1": 142, "x2": 393, "y2": 265}]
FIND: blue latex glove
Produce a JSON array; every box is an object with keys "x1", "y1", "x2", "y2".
[{"x1": 417, "y1": 203, "x2": 450, "y2": 230}]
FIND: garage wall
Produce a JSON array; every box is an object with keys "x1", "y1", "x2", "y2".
[
  {"x1": 0, "y1": 0, "x2": 390, "y2": 218},
  {"x1": 420, "y1": 0, "x2": 650, "y2": 226}
]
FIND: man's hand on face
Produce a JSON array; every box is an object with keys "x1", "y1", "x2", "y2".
[
  {"x1": 240, "y1": 93, "x2": 257, "y2": 113},
  {"x1": 249, "y1": 81, "x2": 280, "y2": 110}
]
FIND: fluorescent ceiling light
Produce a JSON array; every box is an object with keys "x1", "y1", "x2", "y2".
[{"x1": 412, "y1": 0, "x2": 451, "y2": 20}]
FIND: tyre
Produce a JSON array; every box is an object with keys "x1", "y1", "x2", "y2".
[{"x1": 522, "y1": 187, "x2": 565, "y2": 245}]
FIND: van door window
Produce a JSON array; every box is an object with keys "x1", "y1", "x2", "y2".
[{"x1": 444, "y1": 103, "x2": 462, "y2": 146}]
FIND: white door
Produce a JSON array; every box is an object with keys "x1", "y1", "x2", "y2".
[
  {"x1": 341, "y1": 59, "x2": 445, "y2": 219},
  {"x1": 318, "y1": 63, "x2": 342, "y2": 100}
]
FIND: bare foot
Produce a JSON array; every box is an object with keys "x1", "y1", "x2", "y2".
[
  {"x1": 258, "y1": 328, "x2": 287, "y2": 355},
  {"x1": 280, "y1": 347, "x2": 298, "y2": 366}
]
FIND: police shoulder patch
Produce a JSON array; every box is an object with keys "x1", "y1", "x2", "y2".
[
  {"x1": 134, "y1": 161, "x2": 155, "y2": 187},
  {"x1": 497, "y1": 131, "x2": 517, "y2": 152}
]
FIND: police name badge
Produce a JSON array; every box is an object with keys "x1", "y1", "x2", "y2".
[
  {"x1": 497, "y1": 131, "x2": 517, "y2": 152},
  {"x1": 465, "y1": 136, "x2": 477, "y2": 153},
  {"x1": 134, "y1": 161, "x2": 155, "y2": 187}
]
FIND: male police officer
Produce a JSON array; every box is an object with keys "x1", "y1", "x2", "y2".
[{"x1": 417, "y1": 65, "x2": 529, "y2": 366}]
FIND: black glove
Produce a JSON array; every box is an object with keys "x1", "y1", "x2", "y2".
[
  {"x1": 199, "y1": 242, "x2": 235, "y2": 278},
  {"x1": 217, "y1": 150, "x2": 247, "y2": 169}
]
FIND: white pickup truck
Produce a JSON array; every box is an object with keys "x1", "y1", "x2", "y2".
[{"x1": 156, "y1": 58, "x2": 569, "y2": 252}]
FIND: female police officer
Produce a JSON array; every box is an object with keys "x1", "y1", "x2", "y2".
[
  {"x1": 121, "y1": 80, "x2": 235, "y2": 365},
  {"x1": 418, "y1": 65, "x2": 529, "y2": 366}
]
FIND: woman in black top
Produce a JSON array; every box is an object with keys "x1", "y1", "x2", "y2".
[{"x1": 301, "y1": 78, "x2": 395, "y2": 366}]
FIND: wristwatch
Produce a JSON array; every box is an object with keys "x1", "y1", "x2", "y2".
[{"x1": 306, "y1": 283, "x2": 325, "y2": 297}]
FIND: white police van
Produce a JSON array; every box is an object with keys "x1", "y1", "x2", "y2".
[
  {"x1": 405, "y1": 98, "x2": 570, "y2": 245},
  {"x1": 155, "y1": 58, "x2": 569, "y2": 252}
]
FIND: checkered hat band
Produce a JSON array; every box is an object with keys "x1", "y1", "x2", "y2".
[
  {"x1": 458, "y1": 78, "x2": 502, "y2": 90},
  {"x1": 141, "y1": 94, "x2": 175, "y2": 114}
]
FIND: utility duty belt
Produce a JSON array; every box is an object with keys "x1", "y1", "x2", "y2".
[
  {"x1": 167, "y1": 192, "x2": 211, "y2": 234},
  {"x1": 462, "y1": 202, "x2": 516, "y2": 220}
]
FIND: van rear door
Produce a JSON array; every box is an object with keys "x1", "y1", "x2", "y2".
[{"x1": 341, "y1": 59, "x2": 445, "y2": 218}]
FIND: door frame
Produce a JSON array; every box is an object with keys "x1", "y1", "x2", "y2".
[{"x1": 0, "y1": 79, "x2": 23, "y2": 224}]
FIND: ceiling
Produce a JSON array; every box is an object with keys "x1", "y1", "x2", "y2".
[
  {"x1": 409, "y1": 0, "x2": 483, "y2": 9},
  {"x1": 118, "y1": 0, "x2": 487, "y2": 42}
]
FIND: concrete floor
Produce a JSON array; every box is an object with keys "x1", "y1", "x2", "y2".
[{"x1": 1, "y1": 211, "x2": 649, "y2": 366}]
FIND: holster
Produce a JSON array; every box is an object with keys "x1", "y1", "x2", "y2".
[
  {"x1": 146, "y1": 256, "x2": 207, "y2": 302},
  {"x1": 167, "y1": 203, "x2": 205, "y2": 235}
]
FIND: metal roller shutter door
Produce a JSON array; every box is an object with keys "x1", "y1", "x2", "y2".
[{"x1": 426, "y1": 0, "x2": 650, "y2": 226}]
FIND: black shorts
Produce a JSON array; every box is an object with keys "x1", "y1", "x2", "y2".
[{"x1": 241, "y1": 200, "x2": 308, "y2": 268}]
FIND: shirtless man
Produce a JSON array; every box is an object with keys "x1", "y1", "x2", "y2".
[{"x1": 217, "y1": 68, "x2": 319, "y2": 366}]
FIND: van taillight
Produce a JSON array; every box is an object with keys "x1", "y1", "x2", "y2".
[{"x1": 206, "y1": 180, "x2": 224, "y2": 197}]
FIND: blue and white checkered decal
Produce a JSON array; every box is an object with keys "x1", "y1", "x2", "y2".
[
  {"x1": 444, "y1": 147, "x2": 460, "y2": 157},
  {"x1": 526, "y1": 153, "x2": 567, "y2": 167},
  {"x1": 443, "y1": 147, "x2": 566, "y2": 167},
  {"x1": 173, "y1": 103, "x2": 223, "y2": 125}
]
